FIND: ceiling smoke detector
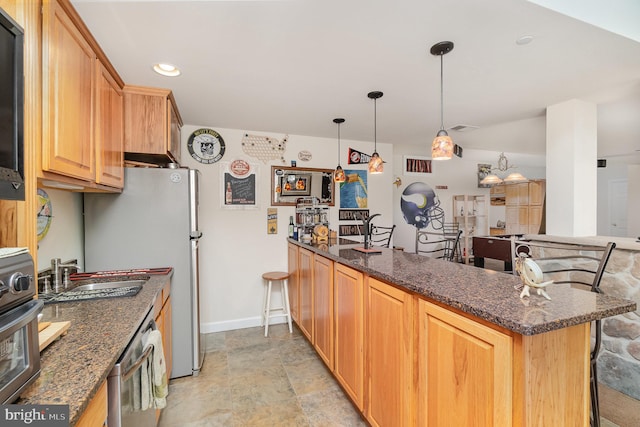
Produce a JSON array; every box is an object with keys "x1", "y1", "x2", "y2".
[{"x1": 450, "y1": 124, "x2": 479, "y2": 132}]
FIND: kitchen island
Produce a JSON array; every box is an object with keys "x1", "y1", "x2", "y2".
[
  {"x1": 18, "y1": 272, "x2": 171, "y2": 426},
  {"x1": 287, "y1": 238, "x2": 636, "y2": 426}
]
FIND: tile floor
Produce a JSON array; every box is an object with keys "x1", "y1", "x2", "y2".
[
  {"x1": 158, "y1": 324, "x2": 366, "y2": 427},
  {"x1": 158, "y1": 322, "x2": 630, "y2": 427}
]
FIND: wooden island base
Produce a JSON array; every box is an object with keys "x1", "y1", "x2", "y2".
[{"x1": 287, "y1": 241, "x2": 623, "y2": 426}]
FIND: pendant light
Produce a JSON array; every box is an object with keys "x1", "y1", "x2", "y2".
[
  {"x1": 333, "y1": 118, "x2": 346, "y2": 183},
  {"x1": 367, "y1": 91, "x2": 384, "y2": 174},
  {"x1": 430, "y1": 41, "x2": 454, "y2": 160}
]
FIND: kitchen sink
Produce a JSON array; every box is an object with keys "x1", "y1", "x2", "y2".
[
  {"x1": 68, "y1": 280, "x2": 146, "y2": 292},
  {"x1": 41, "y1": 280, "x2": 146, "y2": 304}
]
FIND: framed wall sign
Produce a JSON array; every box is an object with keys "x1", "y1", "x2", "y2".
[
  {"x1": 221, "y1": 159, "x2": 258, "y2": 209},
  {"x1": 403, "y1": 155, "x2": 432, "y2": 175}
]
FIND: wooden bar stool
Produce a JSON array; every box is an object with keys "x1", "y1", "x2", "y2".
[{"x1": 261, "y1": 271, "x2": 292, "y2": 337}]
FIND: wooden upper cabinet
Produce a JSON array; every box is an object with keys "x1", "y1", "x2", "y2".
[
  {"x1": 42, "y1": 0, "x2": 96, "y2": 181},
  {"x1": 505, "y1": 184, "x2": 519, "y2": 206},
  {"x1": 95, "y1": 60, "x2": 124, "y2": 188},
  {"x1": 41, "y1": 0, "x2": 124, "y2": 191},
  {"x1": 528, "y1": 180, "x2": 545, "y2": 206},
  {"x1": 123, "y1": 85, "x2": 183, "y2": 165}
]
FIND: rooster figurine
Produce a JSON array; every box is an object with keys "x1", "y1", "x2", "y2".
[{"x1": 515, "y1": 252, "x2": 554, "y2": 300}]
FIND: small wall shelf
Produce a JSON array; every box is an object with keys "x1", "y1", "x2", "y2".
[{"x1": 452, "y1": 195, "x2": 488, "y2": 264}]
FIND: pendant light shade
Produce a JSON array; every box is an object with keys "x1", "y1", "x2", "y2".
[
  {"x1": 367, "y1": 91, "x2": 384, "y2": 174},
  {"x1": 479, "y1": 152, "x2": 528, "y2": 185},
  {"x1": 333, "y1": 118, "x2": 346, "y2": 183},
  {"x1": 431, "y1": 41, "x2": 454, "y2": 161}
]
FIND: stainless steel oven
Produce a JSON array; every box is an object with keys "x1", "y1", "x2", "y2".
[
  {"x1": 0, "y1": 250, "x2": 42, "y2": 403},
  {"x1": 107, "y1": 308, "x2": 158, "y2": 427}
]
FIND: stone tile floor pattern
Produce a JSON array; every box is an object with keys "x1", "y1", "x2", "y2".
[
  {"x1": 158, "y1": 323, "x2": 628, "y2": 426},
  {"x1": 158, "y1": 324, "x2": 366, "y2": 427}
]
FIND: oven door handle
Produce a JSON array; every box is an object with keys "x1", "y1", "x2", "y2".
[
  {"x1": 120, "y1": 318, "x2": 158, "y2": 382},
  {"x1": 121, "y1": 345, "x2": 154, "y2": 382},
  {"x1": 0, "y1": 300, "x2": 43, "y2": 335}
]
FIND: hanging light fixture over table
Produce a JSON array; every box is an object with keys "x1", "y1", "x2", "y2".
[
  {"x1": 367, "y1": 91, "x2": 384, "y2": 174},
  {"x1": 333, "y1": 118, "x2": 346, "y2": 183},
  {"x1": 431, "y1": 41, "x2": 455, "y2": 160},
  {"x1": 480, "y1": 152, "x2": 528, "y2": 185}
]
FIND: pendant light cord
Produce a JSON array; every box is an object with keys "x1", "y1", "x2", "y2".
[
  {"x1": 337, "y1": 123, "x2": 341, "y2": 165},
  {"x1": 374, "y1": 98, "x2": 378, "y2": 151},
  {"x1": 440, "y1": 53, "x2": 444, "y2": 131}
]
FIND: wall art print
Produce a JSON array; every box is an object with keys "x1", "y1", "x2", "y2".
[{"x1": 339, "y1": 170, "x2": 368, "y2": 209}]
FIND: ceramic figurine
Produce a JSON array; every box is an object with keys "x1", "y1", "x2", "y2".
[{"x1": 515, "y1": 252, "x2": 553, "y2": 300}]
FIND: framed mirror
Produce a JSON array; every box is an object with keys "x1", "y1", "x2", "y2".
[{"x1": 271, "y1": 166, "x2": 334, "y2": 206}]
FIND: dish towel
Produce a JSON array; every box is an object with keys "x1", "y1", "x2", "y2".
[{"x1": 141, "y1": 329, "x2": 168, "y2": 410}]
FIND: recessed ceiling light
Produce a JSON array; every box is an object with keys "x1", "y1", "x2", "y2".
[
  {"x1": 516, "y1": 35, "x2": 534, "y2": 46},
  {"x1": 153, "y1": 63, "x2": 181, "y2": 77}
]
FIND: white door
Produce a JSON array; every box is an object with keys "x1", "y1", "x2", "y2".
[{"x1": 608, "y1": 179, "x2": 628, "y2": 237}]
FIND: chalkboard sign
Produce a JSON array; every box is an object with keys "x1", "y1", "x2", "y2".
[
  {"x1": 221, "y1": 160, "x2": 258, "y2": 209},
  {"x1": 224, "y1": 172, "x2": 256, "y2": 205}
]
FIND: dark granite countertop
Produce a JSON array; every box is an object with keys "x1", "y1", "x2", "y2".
[
  {"x1": 18, "y1": 273, "x2": 171, "y2": 426},
  {"x1": 290, "y1": 238, "x2": 636, "y2": 336}
]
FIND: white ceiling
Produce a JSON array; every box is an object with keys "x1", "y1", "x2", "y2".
[{"x1": 71, "y1": 0, "x2": 640, "y2": 164}]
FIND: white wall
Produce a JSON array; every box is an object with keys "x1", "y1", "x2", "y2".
[
  {"x1": 36, "y1": 188, "x2": 84, "y2": 272},
  {"x1": 628, "y1": 165, "x2": 640, "y2": 237},
  {"x1": 179, "y1": 125, "x2": 393, "y2": 332}
]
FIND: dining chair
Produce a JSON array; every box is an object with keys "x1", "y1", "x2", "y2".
[
  {"x1": 369, "y1": 225, "x2": 396, "y2": 248},
  {"x1": 415, "y1": 229, "x2": 462, "y2": 262}
]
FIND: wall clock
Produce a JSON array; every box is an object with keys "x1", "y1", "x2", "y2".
[
  {"x1": 37, "y1": 188, "x2": 53, "y2": 241},
  {"x1": 187, "y1": 128, "x2": 226, "y2": 164}
]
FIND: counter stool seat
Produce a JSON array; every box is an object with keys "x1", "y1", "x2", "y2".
[{"x1": 261, "y1": 271, "x2": 292, "y2": 337}]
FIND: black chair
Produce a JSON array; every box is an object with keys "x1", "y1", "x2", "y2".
[
  {"x1": 415, "y1": 229, "x2": 462, "y2": 262},
  {"x1": 369, "y1": 225, "x2": 395, "y2": 248},
  {"x1": 510, "y1": 237, "x2": 616, "y2": 427}
]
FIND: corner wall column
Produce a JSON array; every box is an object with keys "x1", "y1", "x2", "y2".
[{"x1": 545, "y1": 99, "x2": 597, "y2": 236}]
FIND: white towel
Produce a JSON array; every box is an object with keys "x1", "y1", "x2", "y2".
[{"x1": 140, "y1": 329, "x2": 168, "y2": 409}]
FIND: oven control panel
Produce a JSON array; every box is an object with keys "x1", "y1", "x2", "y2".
[{"x1": 0, "y1": 252, "x2": 35, "y2": 313}]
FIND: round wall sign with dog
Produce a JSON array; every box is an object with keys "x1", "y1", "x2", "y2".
[{"x1": 187, "y1": 128, "x2": 226, "y2": 164}]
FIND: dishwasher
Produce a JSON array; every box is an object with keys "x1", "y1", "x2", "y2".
[{"x1": 108, "y1": 308, "x2": 159, "y2": 427}]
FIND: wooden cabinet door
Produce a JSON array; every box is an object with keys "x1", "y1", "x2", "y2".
[
  {"x1": 95, "y1": 60, "x2": 123, "y2": 188},
  {"x1": 517, "y1": 182, "x2": 529, "y2": 205},
  {"x1": 528, "y1": 181, "x2": 545, "y2": 206},
  {"x1": 518, "y1": 206, "x2": 529, "y2": 233},
  {"x1": 528, "y1": 205, "x2": 543, "y2": 234},
  {"x1": 298, "y1": 248, "x2": 314, "y2": 341},
  {"x1": 417, "y1": 300, "x2": 512, "y2": 427},
  {"x1": 287, "y1": 243, "x2": 299, "y2": 322},
  {"x1": 334, "y1": 263, "x2": 364, "y2": 410},
  {"x1": 505, "y1": 206, "x2": 519, "y2": 234},
  {"x1": 168, "y1": 97, "x2": 182, "y2": 164},
  {"x1": 313, "y1": 255, "x2": 334, "y2": 369},
  {"x1": 42, "y1": 0, "x2": 96, "y2": 181},
  {"x1": 366, "y1": 278, "x2": 413, "y2": 427},
  {"x1": 505, "y1": 184, "x2": 519, "y2": 206}
]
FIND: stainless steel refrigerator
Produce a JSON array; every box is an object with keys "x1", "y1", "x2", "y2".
[{"x1": 84, "y1": 167, "x2": 204, "y2": 379}]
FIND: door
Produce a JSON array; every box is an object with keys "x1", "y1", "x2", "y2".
[{"x1": 608, "y1": 179, "x2": 628, "y2": 237}]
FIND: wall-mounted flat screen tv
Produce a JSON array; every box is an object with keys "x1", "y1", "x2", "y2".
[{"x1": 0, "y1": 7, "x2": 24, "y2": 201}]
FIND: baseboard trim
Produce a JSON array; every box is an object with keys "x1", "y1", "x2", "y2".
[{"x1": 201, "y1": 315, "x2": 289, "y2": 333}]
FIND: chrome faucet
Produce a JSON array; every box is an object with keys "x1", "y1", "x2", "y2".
[
  {"x1": 51, "y1": 258, "x2": 80, "y2": 292},
  {"x1": 361, "y1": 213, "x2": 381, "y2": 249}
]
